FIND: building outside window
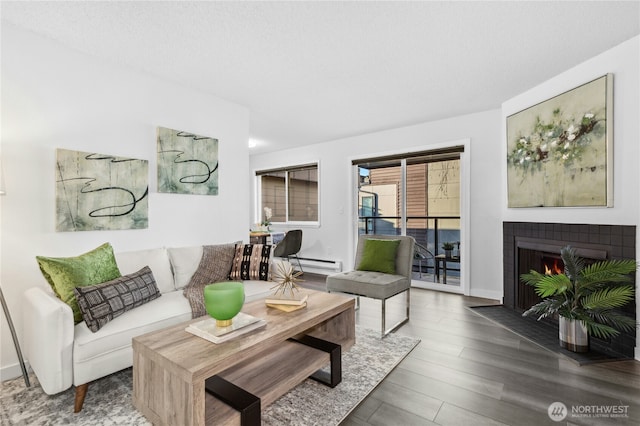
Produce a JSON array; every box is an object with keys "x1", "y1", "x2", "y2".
[{"x1": 257, "y1": 163, "x2": 319, "y2": 225}]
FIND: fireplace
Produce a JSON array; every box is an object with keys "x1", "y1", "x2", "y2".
[
  {"x1": 515, "y1": 239, "x2": 607, "y2": 311},
  {"x1": 504, "y1": 222, "x2": 636, "y2": 358}
]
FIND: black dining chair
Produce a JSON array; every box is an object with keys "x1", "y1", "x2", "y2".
[{"x1": 273, "y1": 230, "x2": 303, "y2": 272}]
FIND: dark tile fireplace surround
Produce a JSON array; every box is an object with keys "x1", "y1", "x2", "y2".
[{"x1": 503, "y1": 222, "x2": 636, "y2": 358}]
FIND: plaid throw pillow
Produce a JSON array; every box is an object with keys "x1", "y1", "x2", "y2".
[
  {"x1": 229, "y1": 244, "x2": 272, "y2": 281},
  {"x1": 73, "y1": 266, "x2": 161, "y2": 332}
]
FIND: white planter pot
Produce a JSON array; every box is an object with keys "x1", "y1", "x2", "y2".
[{"x1": 558, "y1": 317, "x2": 589, "y2": 353}]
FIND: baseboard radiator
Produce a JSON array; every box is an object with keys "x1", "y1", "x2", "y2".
[{"x1": 297, "y1": 257, "x2": 343, "y2": 273}]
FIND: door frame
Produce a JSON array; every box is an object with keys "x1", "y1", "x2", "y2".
[{"x1": 349, "y1": 138, "x2": 471, "y2": 295}]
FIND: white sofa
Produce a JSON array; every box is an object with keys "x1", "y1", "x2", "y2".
[{"x1": 22, "y1": 245, "x2": 274, "y2": 412}]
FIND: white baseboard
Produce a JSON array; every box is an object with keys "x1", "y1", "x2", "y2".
[
  {"x1": 468, "y1": 288, "x2": 502, "y2": 302},
  {"x1": 0, "y1": 361, "x2": 31, "y2": 382},
  {"x1": 410, "y1": 282, "x2": 502, "y2": 301},
  {"x1": 411, "y1": 281, "x2": 463, "y2": 294}
]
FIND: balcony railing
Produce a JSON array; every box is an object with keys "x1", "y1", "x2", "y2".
[{"x1": 359, "y1": 215, "x2": 461, "y2": 277}]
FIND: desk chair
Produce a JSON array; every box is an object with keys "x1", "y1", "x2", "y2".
[
  {"x1": 326, "y1": 234, "x2": 415, "y2": 338},
  {"x1": 273, "y1": 230, "x2": 303, "y2": 272}
]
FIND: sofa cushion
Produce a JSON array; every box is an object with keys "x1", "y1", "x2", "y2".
[
  {"x1": 36, "y1": 242, "x2": 122, "y2": 324},
  {"x1": 357, "y1": 238, "x2": 401, "y2": 275},
  {"x1": 74, "y1": 266, "x2": 162, "y2": 332},
  {"x1": 115, "y1": 247, "x2": 174, "y2": 294},
  {"x1": 326, "y1": 270, "x2": 409, "y2": 300},
  {"x1": 167, "y1": 245, "x2": 203, "y2": 290},
  {"x1": 229, "y1": 244, "x2": 272, "y2": 281},
  {"x1": 182, "y1": 243, "x2": 237, "y2": 318},
  {"x1": 73, "y1": 290, "x2": 191, "y2": 363}
]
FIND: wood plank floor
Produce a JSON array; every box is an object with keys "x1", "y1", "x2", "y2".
[{"x1": 300, "y1": 274, "x2": 640, "y2": 426}]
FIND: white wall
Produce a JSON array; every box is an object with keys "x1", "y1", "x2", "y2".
[
  {"x1": 0, "y1": 25, "x2": 251, "y2": 378},
  {"x1": 250, "y1": 34, "x2": 640, "y2": 358},
  {"x1": 502, "y1": 35, "x2": 639, "y2": 359},
  {"x1": 502, "y1": 36, "x2": 639, "y2": 225},
  {"x1": 250, "y1": 109, "x2": 503, "y2": 300},
  {"x1": 251, "y1": 34, "x2": 639, "y2": 301}
]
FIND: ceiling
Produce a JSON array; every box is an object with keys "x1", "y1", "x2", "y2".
[{"x1": 2, "y1": 1, "x2": 639, "y2": 154}]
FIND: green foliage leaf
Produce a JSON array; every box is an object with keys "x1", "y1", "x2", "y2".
[
  {"x1": 521, "y1": 271, "x2": 571, "y2": 297},
  {"x1": 580, "y1": 259, "x2": 637, "y2": 284},
  {"x1": 581, "y1": 286, "x2": 635, "y2": 310},
  {"x1": 518, "y1": 245, "x2": 638, "y2": 339},
  {"x1": 589, "y1": 311, "x2": 637, "y2": 334},
  {"x1": 561, "y1": 246, "x2": 584, "y2": 281},
  {"x1": 520, "y1": 270, "x2": 545, "y2": 286},
  {"x1": 522, "y1": 298, "x2": 565, "y2": 321},
  {"x1": 583, "y1": 321, "x2": 621, "y2": 339}
]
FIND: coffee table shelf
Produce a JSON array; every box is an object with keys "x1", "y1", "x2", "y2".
[
  {"x1": 205, "y1": 338, "x2": 331, "y2": 424},
  {"x1": 132, "y1": 289, "x2": 355, "y2": 426}
]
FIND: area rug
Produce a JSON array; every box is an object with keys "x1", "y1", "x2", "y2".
[
  {"x1": 468, "y1": 305, "x2": 629, "y2": 365},
  {"x1": 0, "y1": 326, "x2": 419, "y2": 425}
]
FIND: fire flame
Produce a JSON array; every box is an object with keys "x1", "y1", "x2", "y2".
[{"x1": 544, "y1": 259, "x2": 563, "y2": 275}]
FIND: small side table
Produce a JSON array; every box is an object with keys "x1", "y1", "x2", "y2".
[
  {"x1": 434, "y1": 255, "x2": 460, "y2": 284},
  {"x1": 249, "y1": 232, "x2": 270, "y2": 244}
]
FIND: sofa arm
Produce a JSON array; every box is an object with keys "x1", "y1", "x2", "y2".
[{"x1": 23, "y1": 287, "x2": 74, "y2": 394}]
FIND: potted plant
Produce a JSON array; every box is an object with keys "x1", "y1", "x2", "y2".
[
  {"x1": 442, "y1": 242, "x2": 455, "y2": 258},
  {"x1": 261, "y1": 206, "x2": 273, "y2": 231},
  {"x1": 521, "y1": 245, "x2": 637, "y2": 352}
]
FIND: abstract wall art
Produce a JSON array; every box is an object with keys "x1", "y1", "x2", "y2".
[
  {"x1": 56, "y1": 149, "x2": 149, "y2": 231},
  {"x1": 506, "y1": 74, "x2": 613, "y2": 208},
  {"x1": 157, "y1": 127, "x2": 219, "y2": 195}
]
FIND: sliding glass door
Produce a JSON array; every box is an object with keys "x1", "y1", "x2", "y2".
[{"x1": 355, "y1": 148, "x2": 463, "y2": 288}]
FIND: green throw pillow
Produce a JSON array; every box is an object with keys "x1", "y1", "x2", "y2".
[
  {"x1": 36, "y1": 242, "x2": 122, "y2": 324},
  {"x1": 357, "y1": 239, "x2": 401, "y2": 274}
]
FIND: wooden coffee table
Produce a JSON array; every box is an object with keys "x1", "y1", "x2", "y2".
[{"x1": 132, "y1": 289, "x2": 355, "y2": 425}]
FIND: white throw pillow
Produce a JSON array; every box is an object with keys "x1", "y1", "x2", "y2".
[
  {"x1": 115, "y1": 248, "x2": 174, "y2": 294},
  {"x1": 167, "y1": 246, "x2": 204, "y2": 290}
]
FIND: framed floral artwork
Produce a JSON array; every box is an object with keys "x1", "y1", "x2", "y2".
[{"x1": 506, "y1": 74, "x2": 613, "y2": 207}]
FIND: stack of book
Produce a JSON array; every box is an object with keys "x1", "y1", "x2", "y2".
[{"x1": 265, "y1": 293, "x2": 309, "y2": 312}]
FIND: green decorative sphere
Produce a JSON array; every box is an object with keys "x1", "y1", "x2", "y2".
[{"x1": 204, "y1": 282, "x2": 245, "y2": 327}]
